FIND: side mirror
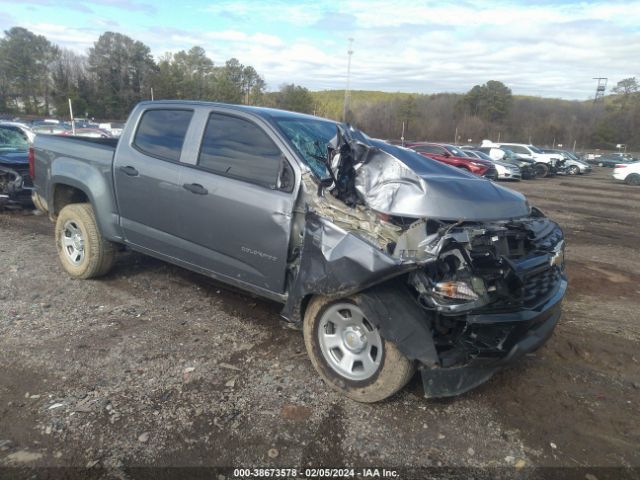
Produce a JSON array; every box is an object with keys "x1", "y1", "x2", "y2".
[
  {"x1": 443, "y1": 151, "x2": 451, "y2": 158},
  {"x1": 276, "y1": 156, "x2": 295, "y2": 192}
]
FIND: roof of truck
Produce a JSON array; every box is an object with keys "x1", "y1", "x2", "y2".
[{"x1": 136, "y1": 100, "x2": 332, "y2": 124}]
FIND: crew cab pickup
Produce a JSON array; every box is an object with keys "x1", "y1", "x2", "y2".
[{"x1": 32, "y1": 101, "x2": 567, "y2": 402}]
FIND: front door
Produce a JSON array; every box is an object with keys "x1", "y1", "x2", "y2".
[{"x1": 176, "y1": 111, "x2": 296, "y2": 294}]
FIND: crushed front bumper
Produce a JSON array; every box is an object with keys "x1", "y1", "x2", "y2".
[
  {"x1": 0, "y1": 164, "x2": 33, "y2": 206},
  {"x1": 420, "y1": 277, "x2": 567, "y2": 398}
]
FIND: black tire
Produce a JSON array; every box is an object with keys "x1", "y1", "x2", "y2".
[
  {"x1": 534, "y1": 163, "x2": 550, "y2": 178},
  {"x1": 568, "y1": 165, "x2": 580, "y2": 176},
  {"x1": 303, "y1": 295, "x2": 415, "y2": 403},
  {"x1": 55, "y1": 203, "x2": 116, "y2": 279},
  {"x1": 32, "y1": 192, "x2": 47, "y2": 212},
  {"x1": 625, "y1": 173, "x2": 640, "y2": 186}
]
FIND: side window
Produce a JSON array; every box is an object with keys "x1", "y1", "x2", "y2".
[
  {"x1": 510, "y1": 145, "x2": 527, "y2": 154},
  {"x1": 198, "y1": 113, "x2": 283, "y2": 189},
  {"x1": 133, "y1": 109, "x2": 193, "y2": 162}
]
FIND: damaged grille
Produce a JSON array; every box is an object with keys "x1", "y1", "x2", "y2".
[{"x1": 522, "y1": 266, "x2": 562, "y2": 307}]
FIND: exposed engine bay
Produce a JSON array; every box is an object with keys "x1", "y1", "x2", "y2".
[{"x1": 282, "y1": 125, "x2": 567, "y2": 397}]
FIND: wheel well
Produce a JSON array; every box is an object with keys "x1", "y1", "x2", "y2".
[
  {"x1": 52, "y1": 184, "x2": 89, "y2": 216},
  {"x1": 298, "y1": 294, "x2": 314, "y2": 326}
]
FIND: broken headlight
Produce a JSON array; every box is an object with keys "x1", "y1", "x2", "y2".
[
  {"x1": 550, "y1": 240, "x2": 565, "y2": 270},
  {"x1": 432, "y1": 277, "x2": 487, "y2": 303}
]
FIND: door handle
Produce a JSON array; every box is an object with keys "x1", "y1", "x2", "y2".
[
  {"x1": 119, "y1": 165, "x2": 139, "y2": 176},
  {"x1": 183, "y1": 183, "x2": 208, "y2": 195}
]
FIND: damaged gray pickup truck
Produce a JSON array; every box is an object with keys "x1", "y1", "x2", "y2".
[{"x1": 31, "y1": 101, "x2": 567, "y2": 402}]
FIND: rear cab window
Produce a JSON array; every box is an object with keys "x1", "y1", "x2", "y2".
[{"x1": 133, "y1": 109, "x2": 194, "y2": 161}]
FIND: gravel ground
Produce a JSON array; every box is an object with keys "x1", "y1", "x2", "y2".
[{"x1": 0, "y1": 168, "x2": 639, "y2": 479}]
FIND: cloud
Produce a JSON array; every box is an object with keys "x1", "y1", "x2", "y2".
[
  {"x1": 5, "y1": 0, "x2": 156, "y2": 14},
  {"x1": 2, "y1": 0, "x2": 640, "y2": 99},
  {"x1": 204, "y1": 1, "x2": 328, "y2": 26}
]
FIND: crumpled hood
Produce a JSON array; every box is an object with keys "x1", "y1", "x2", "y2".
[
  {"x1": 0, "y1": 150, "x2": 28, "y2": 166},
  {"x1": 356, "y1": 140, "x2": 529, "y2": 221}
]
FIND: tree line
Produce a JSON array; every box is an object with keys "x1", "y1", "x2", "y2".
[
  {"x1": 1, "y1": 26, "x2": 638, "y2": 150},
  {"x1": 302, "y1": 79, "x2": 640, "y2": 151},
  {"x1": 0, "y1": 27, "x2": 271, "y2": 120}
]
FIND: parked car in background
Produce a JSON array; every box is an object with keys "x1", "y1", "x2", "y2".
[
  {"x1": 0, "y1": 121, "x2": 36, "y2": 143},
  {"x1": 99, "y1": 122, "x2": 125, "y2": 137},
  {"x1": 588, "y1": 153, "x2": 637, "y2": 168},
  {"x1": 490, "y1": 142, "x2": 563, "y2": 177},
  {"x1": 61, "y1": 128, "x2": 114, "y2": 138},
  {"x1": 542, "y1": 149, "x2": 592, "y2": 175},
  {"x1": 406, "y1": 142, "x2": 498, "y2": 179},
  {"x1": 476, "y1": 146, "x2": 537, "y2": 179},
  {"x1": 0, "y1": 124, "x2": 33, "y2": 206},
  {"x1": 462, "y1": 149, "x2": 521, "y2": 181},
  {"x1": 613, "y1": 161, "x2": 640, "y2": 185},
  {"x1": 32, "y1": 124, "x2": 71, "y2": 135}
]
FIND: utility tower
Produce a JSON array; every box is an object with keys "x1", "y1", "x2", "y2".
[
  {"x1": 343, "y1": 38, "x2": 354, "y2": 123},
  {"x1": 593, "y1": 77, "x2": 607, "y2": 104}
]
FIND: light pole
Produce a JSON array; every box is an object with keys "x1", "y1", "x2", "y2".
[{"x1": 343, "y1": 38, "x2": 354, "y2": 123}]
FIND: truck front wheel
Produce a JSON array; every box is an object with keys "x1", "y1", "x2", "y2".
[
  {"x1": 303, "y1": 296, "x2": 415, "y2": 403},
  {"x1": 55, "y1": 203, "x2": 115, "y2": 279}
]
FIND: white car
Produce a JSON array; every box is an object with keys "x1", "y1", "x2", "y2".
[
  {"x1": 613, "y1": 161, "x2": 640, "y2": 185},
  {"x1": 463, "y1": 148, "x2": 521, "y2": 180},
  {"x1": 483, "y1": 141, "x2": 563, "y2": 177},
  {"x1": 493, "y1": 160, "x2": 521, "y2": 180}
]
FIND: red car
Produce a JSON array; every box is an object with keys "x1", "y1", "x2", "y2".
[{"x1": 406, "y1": 142, "x2": 497, "y2": 179}]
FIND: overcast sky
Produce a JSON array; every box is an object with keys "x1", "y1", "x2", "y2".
[{"x1": 1, "y1": 0, "x2": 639, "y2": 99}]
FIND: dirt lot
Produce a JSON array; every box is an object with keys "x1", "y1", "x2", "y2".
[{"x1": 1, "y1": 168, "x2": 639, "y2": 478}]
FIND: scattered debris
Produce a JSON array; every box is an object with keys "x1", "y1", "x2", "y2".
[
  {"x1": 267, "y1": 448, "x2": 279, "y2": 459},
  {"x1": 219, "y1": 363, "x2": 242, "y2": 371},
  {"x1": 281, "y1": 405, "x2": 312, "y2": 421},
  {"x1": 6, "y1": 450, "x2": 43, "y2": 463}
]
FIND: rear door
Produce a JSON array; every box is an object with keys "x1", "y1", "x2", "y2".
[
  {"x1": 114, "y1": 108, "x2": 194, "y2": 256},
  {"x1": 175, "y1": 110, "x2": 296, "y2": 294}
]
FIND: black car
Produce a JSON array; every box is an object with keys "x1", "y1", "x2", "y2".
[
  {"x1": 476, "y1": 146, "x2": 538, "y2": 179},
  {"x1": 588, "y1": 153, "x2": 637, "y2": 168},
  {"x1": 0, "y1": 125, "x2": 32, "y2": 206}
]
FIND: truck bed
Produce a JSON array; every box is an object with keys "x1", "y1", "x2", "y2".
[{"x1": 34, "y1": 135, "x2": 118, "y2": 165}]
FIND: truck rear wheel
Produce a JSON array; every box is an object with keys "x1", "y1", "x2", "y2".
[
  {"x1": 303, "y1": 296, "x2": 415, "y2": 403},
  {"x1": 55, "y1": 203, "x2": 115, "y2": 279}
]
